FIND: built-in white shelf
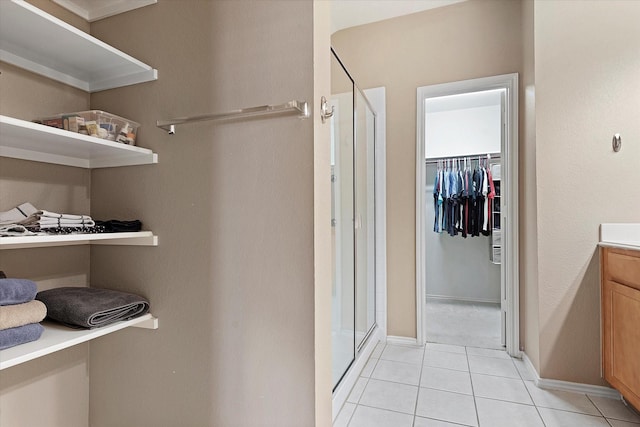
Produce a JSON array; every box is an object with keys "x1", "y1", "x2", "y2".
[
  {"x1": 52, "y1": 0, "x2": 157, "y2": 22},
  {"x1": 0, "y1": 231, "x2": 158, "y2": 250},
  {"x1": 0, "y1": 115, "x2": 158, "y2": 168},
  {"x1": 0, "y1": 314, "x2": 158, "y2": 370},
  {"x1": 0, "y1": 0, "x2": 158, "y2": 92}
]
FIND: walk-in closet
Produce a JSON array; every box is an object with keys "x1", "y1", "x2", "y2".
[{"x1": 421, "y1": 87, "x2": 506, "y2": 350}]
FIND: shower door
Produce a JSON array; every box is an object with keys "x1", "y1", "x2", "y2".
[
  {"x1": 354, "y1": 88, "x2": 376, "y2": 349},
  {"x1": 331, "y1": 49, "x2": 377, "y2": 390}
]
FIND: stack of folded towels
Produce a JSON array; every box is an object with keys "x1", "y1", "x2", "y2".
[
  {"x1": 0, "y1": 276, "x2": 47, "y2": 350},
  {"x1": 0, "y1": 202, "x2": 95, "y2": 234}
]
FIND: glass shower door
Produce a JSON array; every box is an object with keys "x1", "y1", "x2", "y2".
[
  {"x1": 355, "y1": 88, "x2": 376, "y2": 349},
  {"x1": 331, "y1": 53, "x2": 355, "y2": 389}
]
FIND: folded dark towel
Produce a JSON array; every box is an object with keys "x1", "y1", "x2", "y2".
[
  {"x1": 36, "y1": 287, "x2": 149, "y2": 329},
  {"x1": 94, "y1": 220, "x2": 142, "y2": 233},
  {"x1": 0, "y1": 278, "x2": 38, "y2": 306},
  {"x1": 0, "y1": 323, "x2": 44, "y2": 350}
]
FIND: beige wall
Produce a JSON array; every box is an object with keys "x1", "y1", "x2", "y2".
[
  {"x1": 520, "y1": 0, "x2": 540, "y2": 372},
  {"x1": 89, "y1": 1, "x2": 319, "y2": 425},
  {"x1": 313, "y1": 1, "x2": 333, "y2": 424},
  {"x1": 332, "y1": 0, "x2": 523, "y2": 337},
  {"x1": 534, "y1": 0, "x2": 640, "y2": 384}
]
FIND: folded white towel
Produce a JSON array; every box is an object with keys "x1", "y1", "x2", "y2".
[
  {"x1": 39, "y1": 210, "x2": 92, "y2": 221},
  {"x1": 0, "y1": 203, "x2": 38, "y2": 226},
  {"x1": 0, "y1": 203, "x2": 95, "y2": 231}
]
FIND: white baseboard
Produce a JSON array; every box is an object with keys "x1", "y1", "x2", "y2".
[
  {"x1": 386, "y1": 335, "x2": 419, "y2": 346},
  {"x1": 522, "y1": 353, "x2": 620, "y2": 399}
]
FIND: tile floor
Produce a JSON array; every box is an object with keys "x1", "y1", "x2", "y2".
[{"x1": 334, "y1": 342, "x2": 640, "y2": 427}]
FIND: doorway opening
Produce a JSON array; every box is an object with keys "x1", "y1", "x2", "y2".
[{"x1": 415, "y1": 73, "x2": 520, "y2": 355}]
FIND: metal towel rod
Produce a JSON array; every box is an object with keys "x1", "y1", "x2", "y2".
[{"x1": 157, "y1": 100, "x2": 309, "y2": 134}]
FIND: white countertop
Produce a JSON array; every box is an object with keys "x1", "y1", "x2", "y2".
[{"x1": 599, "y1": 223, "x2": 640, "y2": 250}]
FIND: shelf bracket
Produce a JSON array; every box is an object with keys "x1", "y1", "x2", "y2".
[{"x1": 132, "y1": 316, "x2": 158, "y2": 330}]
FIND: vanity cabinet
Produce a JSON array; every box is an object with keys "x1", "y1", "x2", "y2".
[{"x1": 601, "y1": 246, "x2": 640, "y2": 411}]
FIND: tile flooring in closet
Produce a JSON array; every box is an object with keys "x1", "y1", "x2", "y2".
[{"x1": 334, "y1": 342, "x2": 640, "y2": 427}]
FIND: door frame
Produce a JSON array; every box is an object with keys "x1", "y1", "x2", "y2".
[{"x1": 415, "y1": 73, "x2": 520, "y2": 356}]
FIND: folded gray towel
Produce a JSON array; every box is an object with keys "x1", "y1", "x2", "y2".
[
  {"x1": 0, "y1": 278, "x2": 38, "y2": 306},
  {"x1": 36, "y1": 287, "x2": 150, "y2": 329},
  {"x1": 0, "y1": 323, "x2": 44, "y2": 350}
]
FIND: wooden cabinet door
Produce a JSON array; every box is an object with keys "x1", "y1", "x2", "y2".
[{"x1": 602, "y1": 277, "x2": 640, "y2": 410}]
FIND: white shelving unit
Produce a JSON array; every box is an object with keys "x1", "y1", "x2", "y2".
[
  {"x1": 0, "y1": 314, "x2": 158, "y2": 370},
  {"x1": 0, "y1": 115, "x2": 158, "y2": 168},
  {"x1": 490, "y1": 164, "x2": 501, "y2": 264},
  {"x1": 0, "y1": 1, "x2": 159, "y2": 370},
  {"x1": 52, "y1": 0, "x2": 157, "y2": 22},
  {"x1": 0, "y1": 0, "x2": 158, "y2": 92},
  {"x1": 0, "y1": 231, "x2": 158, "y2": 250}
]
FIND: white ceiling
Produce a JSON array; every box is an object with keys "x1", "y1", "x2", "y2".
[{"x1": 331, "y1": 0, "x2": 467, "y2": 34}]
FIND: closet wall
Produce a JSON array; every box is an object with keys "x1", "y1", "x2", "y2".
[{"x1": 332, "y1": 0, "x2": 523, "y2": 338}]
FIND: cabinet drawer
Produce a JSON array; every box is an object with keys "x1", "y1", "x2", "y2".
[{"x1": 606, "y1": 251, "x2": 640, "y2": 291}]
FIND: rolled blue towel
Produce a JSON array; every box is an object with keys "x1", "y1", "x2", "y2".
[
  {"x1": 36, "y1": 287, "x2": 149, "y2": 329},
  {"x1": 0, "y1": 323, "x2": 44, "y2": 350},
  {"x1": 0, "y1": 278, "x2": 38, "y2": 306}
]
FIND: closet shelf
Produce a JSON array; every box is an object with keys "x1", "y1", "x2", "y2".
[
  {"x1": 0, "y1": 314, "x2": 158, "y2": 370},
  {"x1": 0, "y1": 115, "x2": 158, "y2": 168},
  {"x1": 0, "y1": 231, "x2": 158, "y2": 250},
  {"x1": 0, "y1": 0, "x2": 158, "y2": 92},
  {"x1": 52, "y1": 0, "x2": 157, "y2": 22}
]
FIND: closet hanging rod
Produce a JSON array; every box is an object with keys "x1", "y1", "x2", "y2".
[
  {"x1": 425, "y1": 152, "x2": 501, "y2": 164},
  {"x1": 157, "y1": 100, "x2": 309, "y2": 134}
]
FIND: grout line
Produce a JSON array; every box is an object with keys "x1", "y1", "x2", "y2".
[
  {"x1": 342, "y1": 402, "x2": 357, "y2": 427},
  {"x1": 412, "y1": 341, "x2": 428, "y2": 421},
  {"x1": 465, "y1": 346, "x2": 482, "y2": 427},
  {"x1": 355, "y1": 402, "x2": 420, "y2": 417},
  {"x1": 522, "y1": 373, "x2": 548, "y2": 427}
]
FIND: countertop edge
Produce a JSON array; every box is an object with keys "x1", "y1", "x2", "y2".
[{"x1": 598, "y1": 242, "x2": 640, "y2": 251}]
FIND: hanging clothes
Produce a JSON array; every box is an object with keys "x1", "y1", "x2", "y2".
[{"x1": 430, "y1": 154, "x2": 498, "y2": 240}]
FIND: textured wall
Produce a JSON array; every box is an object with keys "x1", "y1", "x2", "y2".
[
  {"x1": 534, "y1": 0, "x2": 640, "y2": 384},
  {"x1": 89, "y1": 1, "x2": 318, "y2": 425},
  {"x1": 332, "y1": 0, "x2": 523, "y2": 337}
]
